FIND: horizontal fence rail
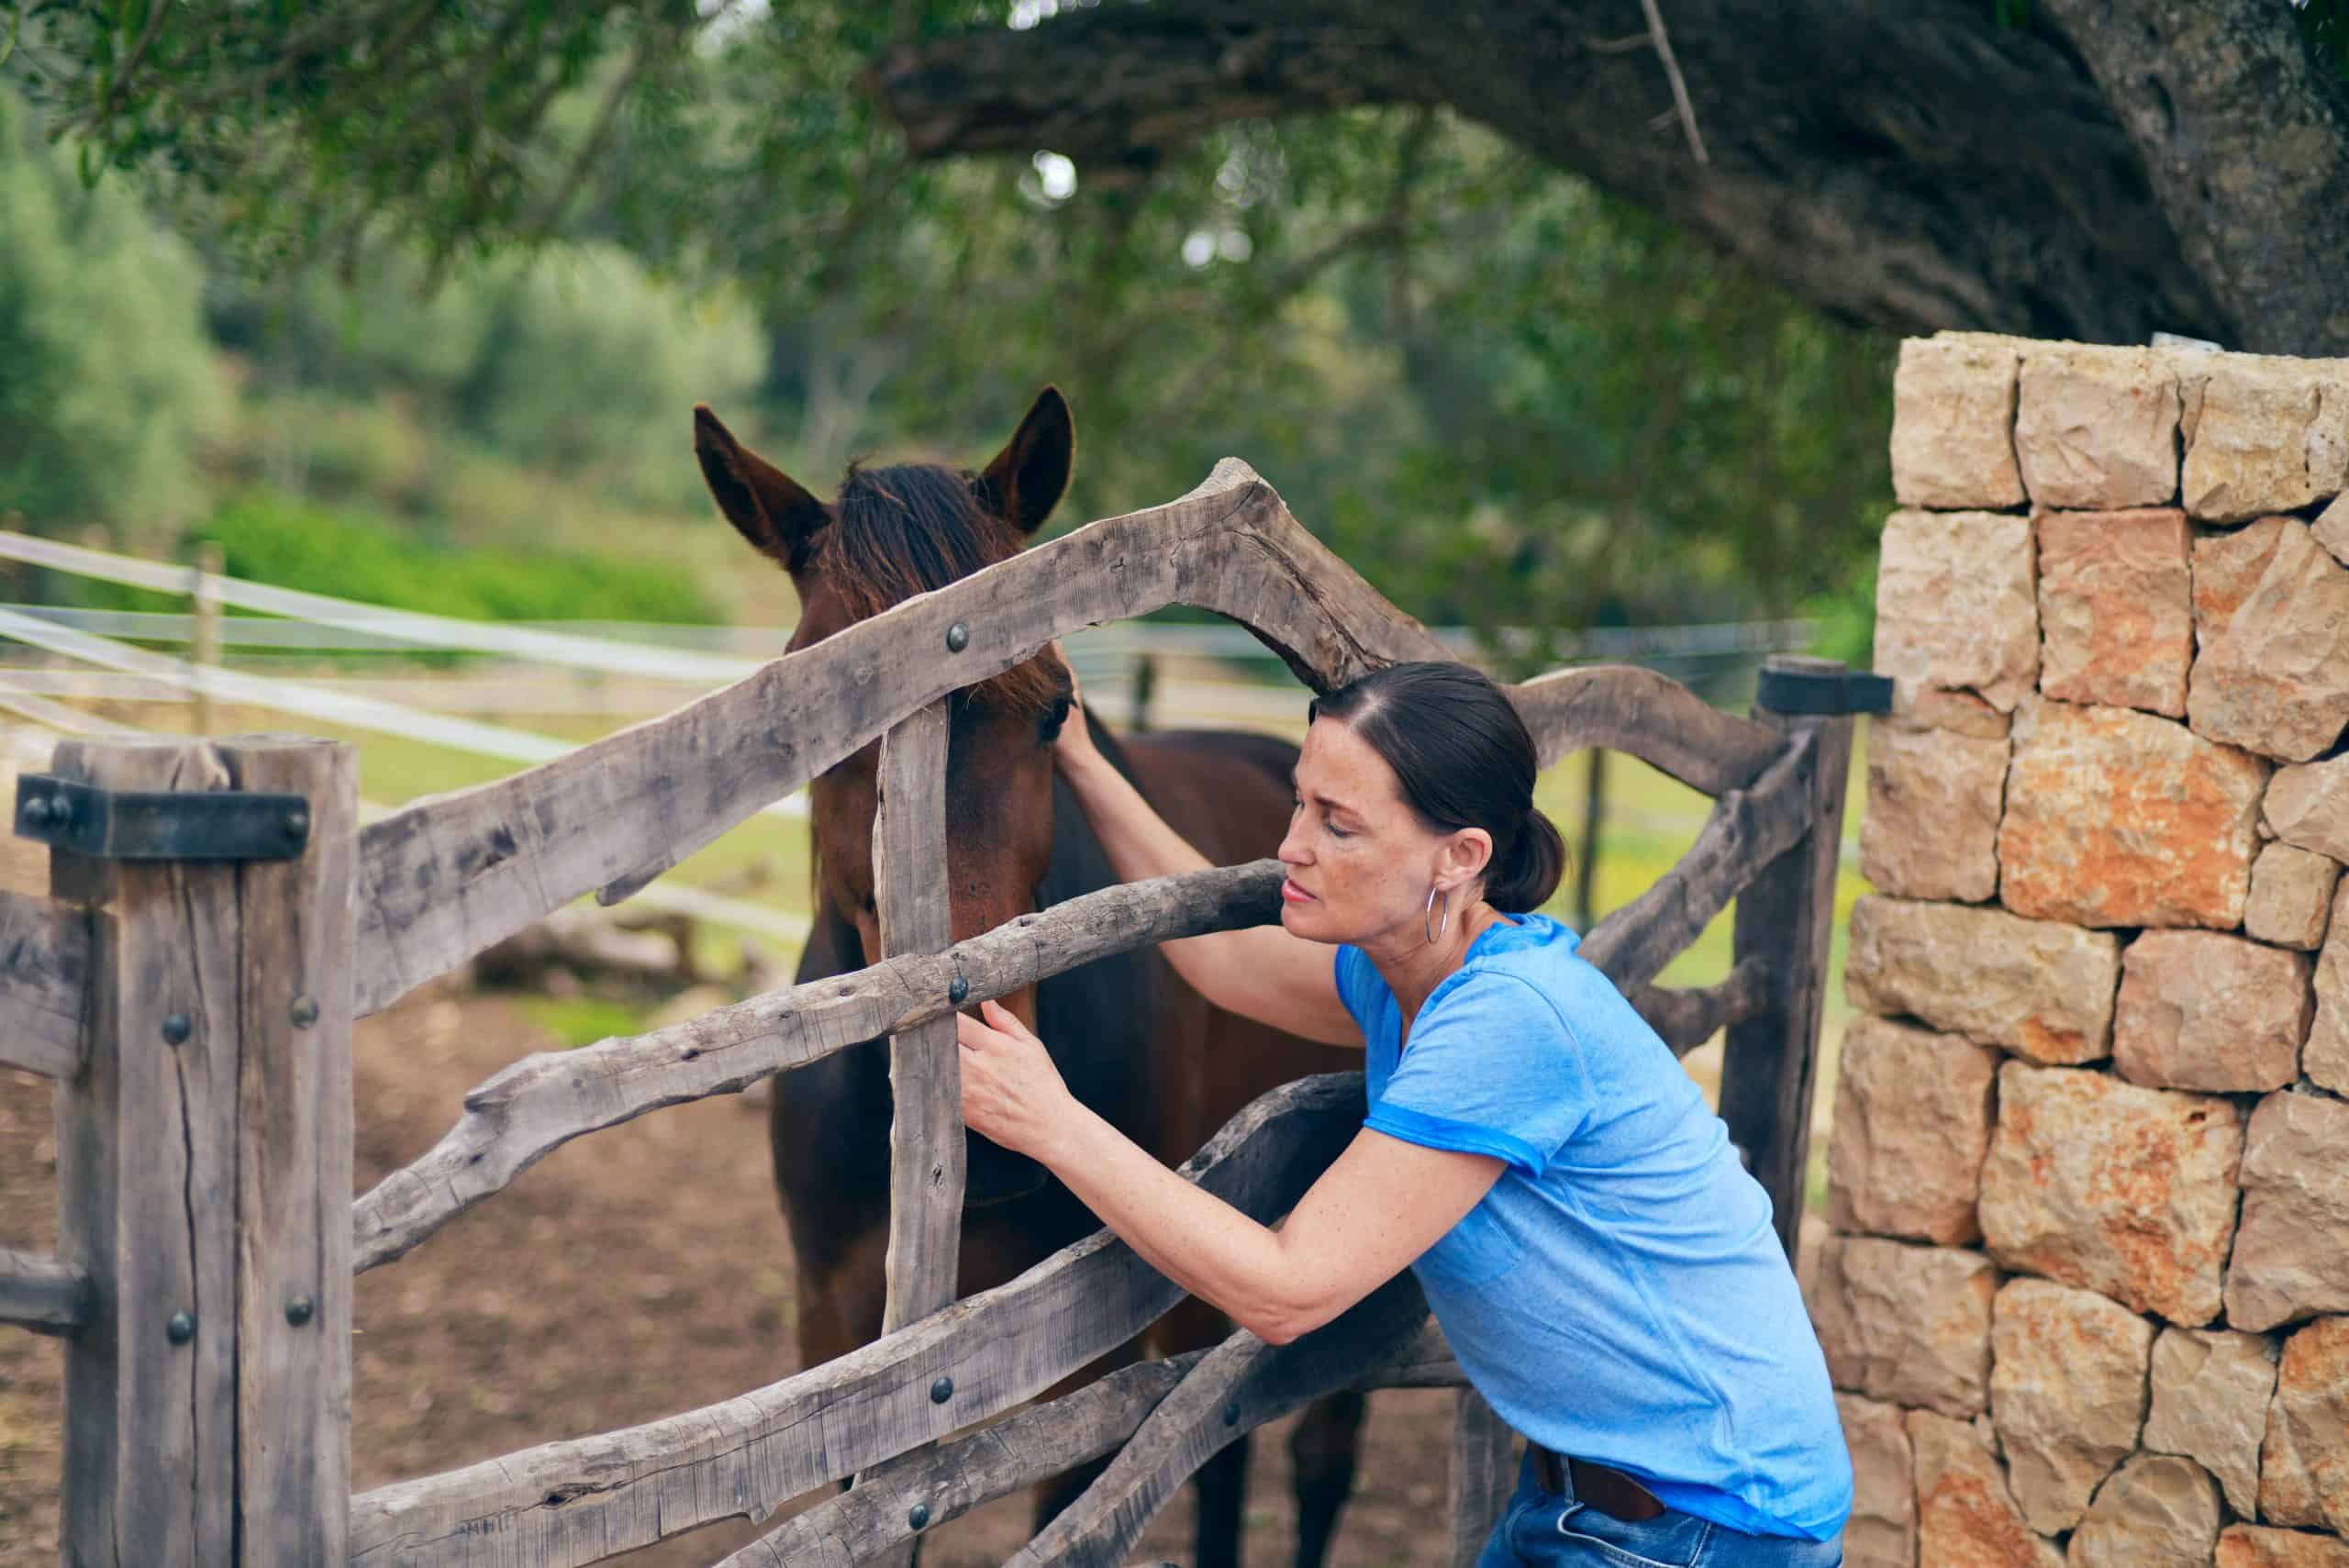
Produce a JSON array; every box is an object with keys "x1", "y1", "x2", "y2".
[
  {"x1": 0, "y1": 528, "x2": 759, "y2": 684},
  {"x1": 0, "y1": 606, "x2": 812, "y2": 841},
  {"x1": 0, "y1": 688, "x2": 809, "y2": 949},
  {"x1": 0, "y1": 1245, "x2": 92, "y2": 1335},
  {"x1": 353, "y1": 838, "x2": 1789, "y2": 1278},
  {"x1": 351, "y1": 862, "x2": 1284, "y2": 1272}
]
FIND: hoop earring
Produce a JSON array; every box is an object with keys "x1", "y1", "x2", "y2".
[{"x1": 1425, "y1": 884, "x2": 1452, "y2": 945}]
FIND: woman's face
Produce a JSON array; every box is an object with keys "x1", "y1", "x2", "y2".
[{"x1": 1276, "y1": 716, "x2": 1471, "y2": 946}]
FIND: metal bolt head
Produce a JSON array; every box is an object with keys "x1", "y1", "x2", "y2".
[
  {"x1": 948, "y1": 975, "x2": 970, "y2": 1006},
  {"x1": 907, "y1": 1503, "x2": 931, "y2": 1531},
  {"x1": 21, "y1": 795, "x2": 50, "y2": 826},
  {"x1": 166, "y1": 1310, "x2": 195, "y2": 1345},
  {"x1": 930, "y1": 1375, "x2": 954, "y2": 1405},
  {"x1": 290, "y1": 995, "x2": 320, "y2": 1029},
  {"x1": 945, "y1": 622, "x2": 970, "y2": 654},
  {"x1": 284, "y1": 1295, "x2": 316, "y2": 1327},
  {"x1": 284, "y1": 806, "x2": 310, "y2": 838},
  {"x1": 161, "y1": 1013, "x2": 192, "y2": 1048}
]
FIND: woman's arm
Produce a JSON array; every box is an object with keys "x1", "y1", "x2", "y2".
[
  {"x1": 1056, "y1": 675, "x2": 1358, "y2": 1046},
  {"x1": 958, "y1": 1001, "x2": 1502, "y2": 1342}
]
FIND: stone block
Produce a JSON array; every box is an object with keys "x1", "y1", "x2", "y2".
[
  {"x1": 1891, "y1": 687, "x2": 2011, "y2": 740},
  {"x1": 1976, "y1": 1062, "x2": 2244, "y2": 1324},
  {"x1": 2113, "y1": 930, "x2": 2310, "y2": 1093},
  {"x1": 2144, "y1": 1327, "x2": 2278, "y2": 1518},
  {"x1": 1876, "y1": 509, "x2": 2040, "y2": 713},
  {"x1": 2036, "y1": 507, "x2": 2194, "y2": 716},
  {"x1": 2220, "y1": 1528, "x2": 2349, "y2": 1568},
  {"x1": 1988, "y1": 1277, "x2": 2153, "y2": 1532},
  {"x1": 2189, "y1": 518, "x2": 2349, "y2": 762},
  {"x1": 1828, "y1": 1016, "x2": 2000, "y2": 1245},
  {"x1": 2227, "y1": 1092, "x2": 2349, "y2": 1331},
  {"x1": 1859, "y1": 724, "x2": 2007, "y2": 903},
  {"x1": 1837, "y1": 1393, "x2": 1917, "y2": 1568},
  {"x1": 1998, "y1": 700, "x2": 2267, "y2": 929},
  {"x1": 2182, "y1": 355, "x2": 2349, "y2": 523},
  {"x1": 2316, "y1": 490, "x2": 2349, "y2": 567},
  {"x1": 2065, "y1": 1454, "x2": 2222, "y2": 1568},
  {"x1": 2309, "y1": 888, "x2": 2349, "y2": 1095},
  {"x1": 2259, "y1": 1316, "x2": 2349, "y2": 1533},
  {"x1": 1845, "y1": 895, "x2": 2121, "y2": 1063},
  {"x1": 1809, "y1": 1234, "x2": 1998, "y2": 1418},
  {"x1": 2266, "y1": 756, "x2": 2349, "y2": 862},
  {"x1": 1893, "y1": 335, "x2": 2028, "y2": 509},
  {"x1": 2015, "y1": 344, "x2": 2181, "y2": 510},
  {"x1": 2196, "y1": 517, "x2": 2297, "y2": 640},
  {"x1": 2245, "y1": 842, "x2": 2341, "y2": 951},
  {"x1": 1908, "y1": 1408, "x2": 2064, "y2": 1568}
]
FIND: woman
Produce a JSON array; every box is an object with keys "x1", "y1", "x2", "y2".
[{"x1": 955, "y1": 660, "x2": 1852, "y2": 1566}]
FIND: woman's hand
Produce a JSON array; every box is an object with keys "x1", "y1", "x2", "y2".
[
  {"x1": 956, "y1": 999, "x2": 1079, "y2": 1161},
  {"x1": 1050, "y1": 639, "x2": 1103, "y2": 777}
]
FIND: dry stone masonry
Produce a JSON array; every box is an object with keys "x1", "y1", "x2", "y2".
[{"x1": 1825, "y1": 333, "x2": 2349, "y2": 1567}]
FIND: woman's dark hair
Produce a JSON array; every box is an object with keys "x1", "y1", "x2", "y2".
[{"x1": 1308, "y1": 662, "x2": 1568, "y2": 914}]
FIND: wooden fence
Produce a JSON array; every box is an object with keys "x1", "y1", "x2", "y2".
[{"x1": 0, "y1": 457, "x2": 1868, "y2": 1567}]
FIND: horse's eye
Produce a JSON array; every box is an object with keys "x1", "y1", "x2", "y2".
[{"x1": 1042, "y1": 697, "x2": 1072, "y2": 742}]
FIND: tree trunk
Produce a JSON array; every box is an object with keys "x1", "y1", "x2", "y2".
[{"x1": 875, "y1": 0, "x2": 2349, "y2": 355}]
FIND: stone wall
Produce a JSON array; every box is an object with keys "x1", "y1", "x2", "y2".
[{"x1": 1820, "y1": 332, "x2": 2349, "y2": 1568}]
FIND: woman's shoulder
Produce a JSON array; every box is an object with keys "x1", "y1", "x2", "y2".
[{"x1": 1448, "y1": 916, "x2": 1648, "y2": 1041}]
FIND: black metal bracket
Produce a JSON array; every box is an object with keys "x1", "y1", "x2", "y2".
[
  {"x1": 14, "y1": 774, "x2": 311, "y2": 862},
  {"x1": 1755, "y1": 666, "x2": 1893, "y2": 717}
]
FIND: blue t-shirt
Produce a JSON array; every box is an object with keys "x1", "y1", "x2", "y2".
[{"x1": 1336, "y1": 914, "x2": 1852, "y2": 1542}]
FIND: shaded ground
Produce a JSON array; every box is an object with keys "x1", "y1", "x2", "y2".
[{"x1": 0, "y1": 981, "x2": 1461, "y2": 1568}]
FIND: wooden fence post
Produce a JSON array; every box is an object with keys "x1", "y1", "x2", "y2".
[
  {"x1": 48, "y1": 735, "x2": 356, "y2": 1567},
  {"x1": 1446, "y1": 1389, "x2": 1520, "y2": 1567},
  {"x1": 1718, "y1": 655, "x2": 1865, "y2": 1263},
  {"x1": 875, "y1": 700, "x2": 962, "y2": 1332}
]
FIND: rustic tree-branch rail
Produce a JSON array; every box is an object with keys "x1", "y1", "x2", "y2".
[
  {"x1": 0, "y1": 1246, "x2": 91, "y2": 1335},
  {"x1": 350, "y1": 1074, "x2": 1368, "y2": 1565},
  {"x1": 346, "y1": 460, "x2": 1777, "y2": 1018}
]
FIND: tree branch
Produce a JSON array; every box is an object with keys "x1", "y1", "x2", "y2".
[
  {"x1": 2035, "y1": 0, "x2": 2349, "y2": 352},
  {"x1": 873, "y1": 1, "x2": 1431, "y2": 172},
  {"x1": 872, "y1": 0, "x2": 2283, "y2": 349}
]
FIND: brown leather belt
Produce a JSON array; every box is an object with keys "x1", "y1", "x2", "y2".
[{"x1": 1531, "y1": 1444, "x2": 1666, "y2": 1522}]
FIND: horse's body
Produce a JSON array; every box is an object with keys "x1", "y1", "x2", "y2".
[{"x1": 693, "y1": 390, "x2": 1367, "y2": 1568}]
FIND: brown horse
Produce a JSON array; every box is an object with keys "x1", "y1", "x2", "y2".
[{"x1": 691, "y1": 389, "x2": 1368, "y2": 1568}]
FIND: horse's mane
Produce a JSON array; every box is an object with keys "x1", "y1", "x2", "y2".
[{"x1": 818, "y1": 461, "x2": 1064, "y2": 716}]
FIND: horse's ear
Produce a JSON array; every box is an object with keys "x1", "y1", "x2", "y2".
[
  {"x1": 977, "y1": 386, "x2": 1074, "y2": 536},
  {"x1": 694, "y1": 405, "x2": 829, "y2": 573}
]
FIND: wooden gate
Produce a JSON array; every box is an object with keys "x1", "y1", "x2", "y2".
[{"x1": 0, "y1": 458, "x2": 1874, "y2": 1566}]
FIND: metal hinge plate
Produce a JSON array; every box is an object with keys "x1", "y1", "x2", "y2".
[
  {"x1": 1755, "y1": 666, "x2": 1893, "y2": 717},
  {"x1": 13, "y1": 774, "x2": 311, "y2": 861}
]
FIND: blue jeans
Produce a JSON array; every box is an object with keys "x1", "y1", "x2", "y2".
[{"x1": 1475, "y1": 1449, "x2": 1843, "y2": 1568}]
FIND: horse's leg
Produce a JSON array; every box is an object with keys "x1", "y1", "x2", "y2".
[
  {"x1": 1194, "y1": 1438, "x2": 1252, "y2": 1568},
  {"x1": 1287, "y1": 1390, "x2": 1368, "y2": 1568}
]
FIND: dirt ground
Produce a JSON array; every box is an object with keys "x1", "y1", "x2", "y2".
[{"x1": 0, "y1": 976, "x2": 1462, "y2": 1568}]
